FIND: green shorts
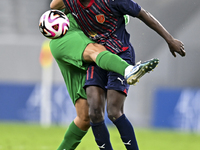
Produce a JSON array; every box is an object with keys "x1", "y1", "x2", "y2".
[{"x1": 49, "y1": 13, "x2": 95, "y2": 105}]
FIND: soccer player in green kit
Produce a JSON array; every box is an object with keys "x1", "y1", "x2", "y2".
[{"x1": 40, "y1": 10, "x2": 159, "y2": 150}]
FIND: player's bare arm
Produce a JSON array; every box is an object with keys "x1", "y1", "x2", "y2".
[
  {"x1": 137, "y1": 8, "x2": 186, "y2": 57},
  {"x1": 50, "y1": 0, "x2": 65, "y2": 10},
  {"x1": 50, "y1": 0, "x2": 70, "y2": 15}
]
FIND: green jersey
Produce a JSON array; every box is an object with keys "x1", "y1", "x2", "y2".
[{"x1": 49, "y1": 13, "x2": 95, "y2": 104}]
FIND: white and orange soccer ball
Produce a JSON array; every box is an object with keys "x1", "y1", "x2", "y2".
[{"x1": 39, "y1": 10, "x2": 70, "y2": 39}]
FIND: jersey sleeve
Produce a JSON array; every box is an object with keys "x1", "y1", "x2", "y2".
[{"x1": 109, "y1": 0, "x2": 141, "y2": 17}]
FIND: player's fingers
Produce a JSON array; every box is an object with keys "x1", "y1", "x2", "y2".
[
  {"x1": 180, "y1": 49, "x2": 186, "y2": 57},
  {"x1": 181, "y1": 43, "x2": 184, "y2": 49},
  {"x1": 171, "y1": 50, "x2": 176, "y2": 57},
  {"x1": 180, "y1": 44, "x2": 186, "y2": 57}
]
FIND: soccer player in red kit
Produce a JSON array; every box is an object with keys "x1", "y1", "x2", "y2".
[{"x1": 50, "y1": 0, "x2": 185, "y2": 150}]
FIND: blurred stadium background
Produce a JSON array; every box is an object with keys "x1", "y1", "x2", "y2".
[{"x1": 0, "y1": 0, "x2": 200, "y2": 134}]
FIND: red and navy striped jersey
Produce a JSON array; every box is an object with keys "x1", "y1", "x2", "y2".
[{"x1": 63, "y1": 0, "x2": 141, "y2": 54}]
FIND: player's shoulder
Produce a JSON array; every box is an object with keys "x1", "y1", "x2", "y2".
[{"x1": 108, "y1": 0, "x2": 127, "y2": 5}]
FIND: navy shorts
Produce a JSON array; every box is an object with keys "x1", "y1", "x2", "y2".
[{"x1": 84, "y1": 46, "x2": 135, "y2": 96}]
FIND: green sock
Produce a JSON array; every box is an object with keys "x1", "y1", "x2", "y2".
[
  {"x1": 96, "y1": 51, "x2": 129, "y2": 76},
  {"x1": 57, "y1": 121, "x2": 87, "y2": 150}
]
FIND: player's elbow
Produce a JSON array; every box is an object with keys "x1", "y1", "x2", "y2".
[
  {"x1": 50, "y1": 1, "x2": 59, "y2": 9},
  {"x1": 50, "y1": 2, "x2": 55, "y2": 9},
  {"x1": 50, "y1": 0, "x2": 65, "y2": 10}
]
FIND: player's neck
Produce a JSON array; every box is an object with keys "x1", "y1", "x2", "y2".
[{"x1": 79, "y1": 0, "x2": 91, "y2": 7}]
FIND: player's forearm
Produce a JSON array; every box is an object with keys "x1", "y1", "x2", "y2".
[{"x1": 137, "y1": 8, "x2": 174, "y2": 44}]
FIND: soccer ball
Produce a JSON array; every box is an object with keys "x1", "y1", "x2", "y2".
[{"x1": 39, "y1": 10, "x2": 70, "y2": 39}]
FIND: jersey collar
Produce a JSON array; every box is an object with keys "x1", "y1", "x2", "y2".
[{"x1": 77, "y1": 0, "x2": 94, "y2": 9}]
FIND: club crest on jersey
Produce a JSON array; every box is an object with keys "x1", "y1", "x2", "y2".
[{"x1": 95, "y1": 14, "x2": 105, "y2": 24}]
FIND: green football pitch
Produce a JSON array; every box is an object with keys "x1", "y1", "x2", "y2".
[{"x1": 0, "y1": 122, "x2": 199, "y2": 150}]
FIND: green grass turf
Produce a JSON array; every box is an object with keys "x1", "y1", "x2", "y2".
[{"x1": 0, "y1": 122, "x2": 200, "y2": 150}]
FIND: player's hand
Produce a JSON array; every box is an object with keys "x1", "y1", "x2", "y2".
[{"x1": 168, "y1": 38, "x2": 186, "y2": 57}]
